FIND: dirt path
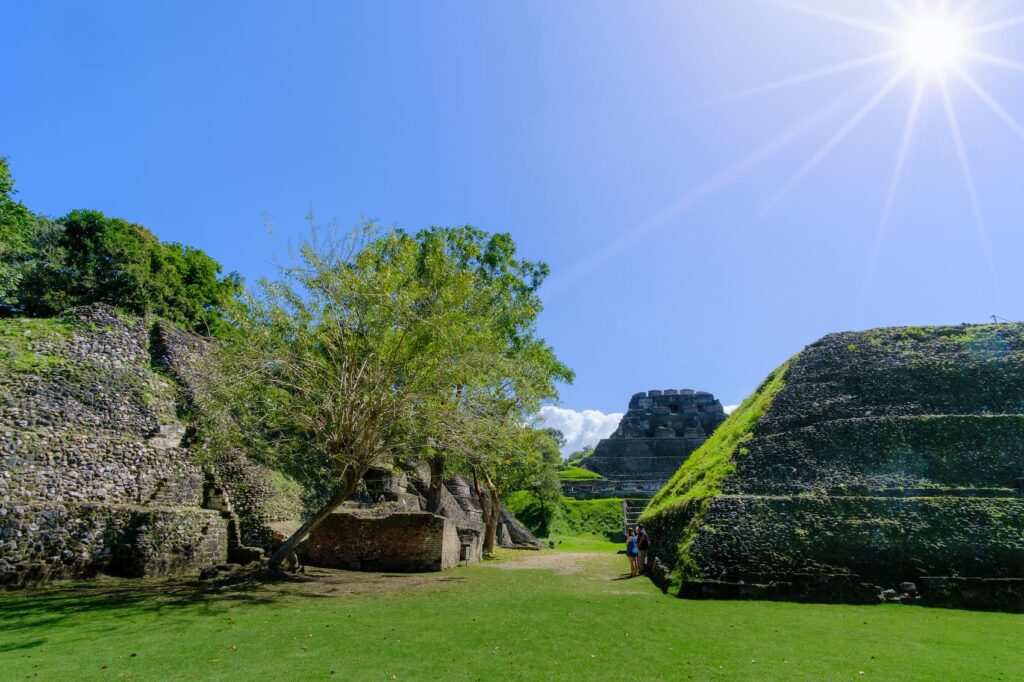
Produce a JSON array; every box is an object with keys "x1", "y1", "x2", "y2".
[{"x1": 491, "y1": 550, "x2": 608, "y2": 575}]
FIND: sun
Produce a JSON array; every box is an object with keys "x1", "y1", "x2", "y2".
[{"x1": 900, "y1": 11, "x2": 970, "y2": 76}]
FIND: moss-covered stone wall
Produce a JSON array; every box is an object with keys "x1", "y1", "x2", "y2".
[
  {"x1": 642, "y1": 322, "x2": 1024, "y2": 609},
  {"x1": 0, "y1": 305, "x2": 274, "y2": 586}
]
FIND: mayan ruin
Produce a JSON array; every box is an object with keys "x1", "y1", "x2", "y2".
[{"x1": 5, "y1": 2, "x2": 1024, "y2": 678}]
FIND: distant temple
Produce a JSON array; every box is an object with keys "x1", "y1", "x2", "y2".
[{"x1": 569, "y1": 389, "x2": 728, "y2": 499}]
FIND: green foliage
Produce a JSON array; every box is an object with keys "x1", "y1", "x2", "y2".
[
  {"x1": 507, "y1": 491, "x2": 625, "y2": 541},
  {"x1": 564, "y1": 445, "x2": 593, "y2": 467},
  {"x1": 0, "y1": 317, "x2": 72, "y2": 373},
  {"x1": 556, "y1": 465, "x2": 604, "y2": 481},
  {"x1": 17, "y1": 209, "x2": 241, "y2": 333},
  {"x1": 0, "y1": 157, "x2": 39, "y2": 311},
  {"x1": 0, "y1": 157, "x2": 240, "y2": 333}
]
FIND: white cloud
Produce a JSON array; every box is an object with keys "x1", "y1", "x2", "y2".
[
  {"x1": 724, "y1": 404, "x2": 739, "y2": 415},
  {"x1": 537, "y1": 406, "x2": 623, "y2": 456}
]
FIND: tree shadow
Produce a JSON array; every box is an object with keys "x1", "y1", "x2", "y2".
[{"x1": 0, "y1": 569, "x2": 328, "y2": 640}]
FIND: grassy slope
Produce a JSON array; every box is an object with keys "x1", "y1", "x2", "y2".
[
  {"x1": 507, "y1": 491, "x2": 626, "y2": 546},
  {"x1": 557, "y1": 465, "x2": 604, "y2": 481},
  {"x1": 2, "y1": 552, "x2": 1023, "y2": 681},
  {"x1": 640, "y1": 360, "x2": 791, "y2": 582}
]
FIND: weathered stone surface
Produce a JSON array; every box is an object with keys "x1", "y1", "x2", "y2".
[
  {"x1": 0, "y1": 502, "x2": 227, "y2": 586},
  {"x1": 0, "y1": 305, "x2": 233, "y2": 586},
  {"x1": 301, "y1": 511, "x2": 463, "y2": 572},
  {"x1": 643, "y1": 322, "x2": 1024, "y2": 610},
  {"x1": 575, "y1": 389, "x2": 727, "y2": 498}
]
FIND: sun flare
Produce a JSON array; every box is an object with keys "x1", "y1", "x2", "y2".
[
  {"x1": 700, "y1": 1, "x2": 1024, "y2": 296},
  {"x1": 900, "y1": 12, "x2": 969, "y2": 76}
]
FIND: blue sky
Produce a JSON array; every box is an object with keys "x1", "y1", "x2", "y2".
[{"x1": 5, "y1": 1, "x2": 1024, "y2": 451}]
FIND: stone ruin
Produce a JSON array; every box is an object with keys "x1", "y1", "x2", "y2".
[
  {"x1": 571, "y1": 389, "x2": 727, "y2": 498},
  {"x1": 643, "y1": 323, "x2": 1024, "y2": 611},
  {"x1": 0, "y1": 304, "x2": 538, "y2": 587},
  {"x1": 298, "y1": 467, "x2": 540, "y2": 572},
  {"x1": 0, "y1": 306, "x2": 261, "y2": 587}
]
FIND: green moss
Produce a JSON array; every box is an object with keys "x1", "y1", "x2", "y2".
[
  {"x1": 646, "y1": 359, "x2": 791, "y2": 515},
  {"x1": 263, "y1": 469, "x2": 306, "y2": 522},
  {"x1": 640, "y1": 358, "x2": 792, "y2": 585},
  {"x1": 557, "y1": 465, "x2": 604, "y2": 481},
  {"x1": 0, "y1": 318, "x2": 72, "y2": 373}
]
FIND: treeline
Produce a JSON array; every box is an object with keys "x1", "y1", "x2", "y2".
[{"x1": 0, "y1": 157, "x2": 240, "y2": 334}]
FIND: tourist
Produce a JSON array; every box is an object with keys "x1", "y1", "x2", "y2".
[
  {"x1": 636, "y1": 523, "x2": 650, "y2": 574},
  {"x1": 625, "y1": 528, "x2": 639, "y2": 577}
]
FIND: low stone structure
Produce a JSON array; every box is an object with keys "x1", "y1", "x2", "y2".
[
  {"x1": 363, "y1": 466, "x2": 541, "y2": 553},
  {"x1": 302, "y1": 510, "x2": 466, "y2": 572},
  {"x1": 575, "y1": 389, "x2": 727, "y2": 498}
]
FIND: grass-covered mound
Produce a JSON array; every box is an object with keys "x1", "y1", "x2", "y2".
[
  {"x1": 641, "y1": 360, "x2": 791, "y2": 583},
  {"x1": 641, "y1": 322, "x2": 1024, "y2": 608},
  {"x1": 507, "y1": 491, "x2": 625, "y2": 544},
  {"x1": 557, "y1": 465, "x2": 604, "y2": 481}
]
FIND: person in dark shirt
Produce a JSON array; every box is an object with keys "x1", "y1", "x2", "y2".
[{"x1": 636, "y1": 524, "x2": 650, "y2": 574}]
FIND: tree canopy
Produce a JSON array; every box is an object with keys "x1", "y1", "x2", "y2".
[
  {"x1": 0, "y1": 157, "x2": 240, "y2": 333},
  {"x1": 197, "y1": 222, "x2": 573, "y2": 567}
]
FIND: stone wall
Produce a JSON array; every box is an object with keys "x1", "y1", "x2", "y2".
[
  {"x1": 1, "y1": 431, "x2": 202, "y2": 507},
  {"x1": 301, "y1": 511, "x2": 463, "y2": 572},
  {"x1": 0, "y1": 502, "x2": 227, "y2": 586},
  {"x1": 0, "y1": 305, "x2": 235, "y2": 586},
  {"x1": 643, "y1": 323, "x2": 1024, "y2": 610}
]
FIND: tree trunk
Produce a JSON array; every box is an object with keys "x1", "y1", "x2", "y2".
[
  {"x1": 268, "y1": 468, "x2": 360, "y2": 571},
  {"x1": 471, "y1": 466, "x2": 496, "y2": 557},
  {"x1": 426, "y1": 454, "x2": 445, "y2": 514},
  {"x1": 485, "y1": 482, "x2": 501, "y2": 554}
]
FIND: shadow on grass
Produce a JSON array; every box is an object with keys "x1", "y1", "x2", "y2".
[{"x1": 0, "y1": 569, "x2": 330, "y2": 641}]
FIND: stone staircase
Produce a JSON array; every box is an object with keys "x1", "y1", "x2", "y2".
[{"x1": 622, "y1": 499, "x2": 647, "y2": 534}]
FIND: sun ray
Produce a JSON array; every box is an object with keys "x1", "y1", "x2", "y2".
[
  {"x1": 965, "y1": 50, "x2": 1024, "y2": 72},
  {"x1": 956, "y1": 67, "x2": 1024, "y2": 141},
  {"x1": 761, "y1": 68, "x2": 909, "y2": 215},
  {"x1": 767, "y1": 0, "x2": 903, "y2": 37},
  {"x1": 686, "y1": 50, "x2": 901, "y2": 111},
  {"x1": 967, "y1": 14, "x2": 1024, "y2": 37},
  {"x1": 544, "y1": 83, "x2": 874, "y2": 296},
  {"x1": 954, "y1": 0, "x2": 983, "y2": 20},
  {"x1": 863, "y1": 76, "x2": 926, "y2": 294},
  {"x1": 883, "y1": 0, "x2": 913, "y2": 23},
  {"x1": 938, "y1": 75, "x2": 1001, "y2": 299}
]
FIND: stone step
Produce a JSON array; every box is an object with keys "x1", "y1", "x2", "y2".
[{"x1": 622, "y1": 499, "x2": 649, "y2": 533}]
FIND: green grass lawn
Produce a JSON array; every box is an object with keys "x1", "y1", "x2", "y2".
[
  {"x1": 545, "y1": 534, "x2": 623, "y2": 552},
  {"x1": 2, "y1": 550, "x2": 1023, "y2": 681},
  {"x1": 557, "y1": 465, "x2": 604, "y2": 481}
]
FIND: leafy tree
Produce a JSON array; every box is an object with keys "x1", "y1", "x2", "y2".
[
  {"x1": 497, "y1": 428, "x2": 563, "y2": 536},
  {"x1": 403, "y1": 226, "x2": 573, "y2": 517},
  {"x1": 564, "y1": 445, "x2": 594, "y2": 467},
  {"x1": 543, "y1": 427, "x2": 567, "y2": 450},
  {"x1": 197, "y1": 222, "x2": 572, "y2": 569},
  {"x1": 14, "y1": 206, "x2": 240, "y2": 333},
  {"x1": 0, "y1": 157, "x2": 39, "y2": 312}
]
